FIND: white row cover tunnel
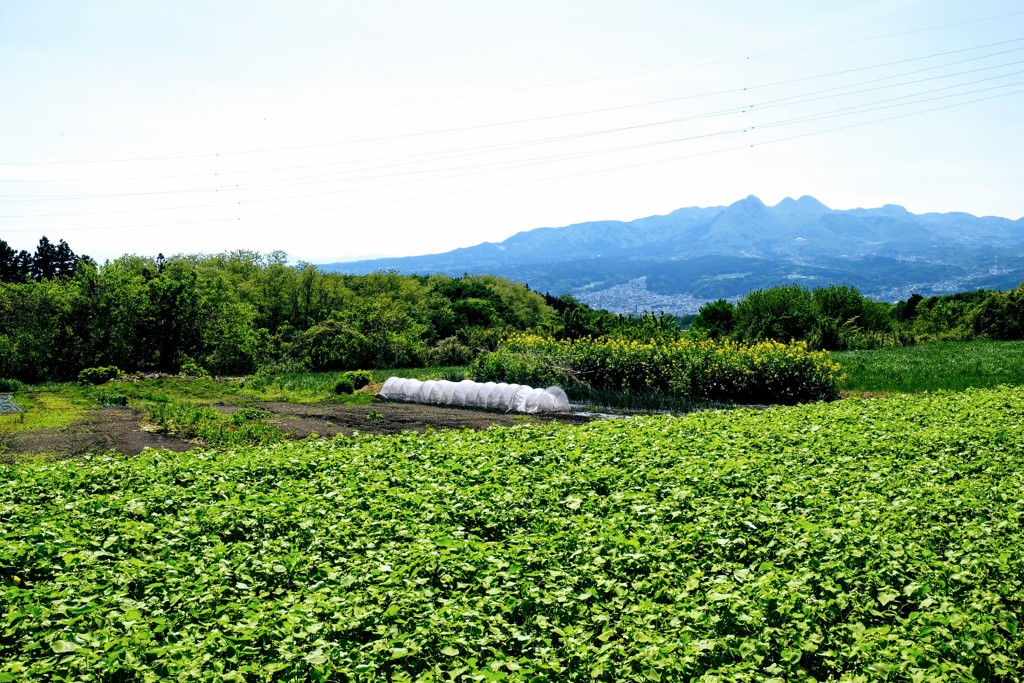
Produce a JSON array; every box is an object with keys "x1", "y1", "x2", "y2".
[{"x1": 378, "y1": 378, "x2": 571, "y2": 414}]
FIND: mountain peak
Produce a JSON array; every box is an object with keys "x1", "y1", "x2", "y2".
[
  {"x1": 321, "y1": 197, "x2": 1023, "y2": 315},
  {"x1": 716, "y1": 195, "x2": 770, "y2": 220},
  {"x1": 736, "y1": 194, "x2": 766, "y2": 209},
  {"x1": 775, "y1": 195, "x2": 830, "y2": 213}
]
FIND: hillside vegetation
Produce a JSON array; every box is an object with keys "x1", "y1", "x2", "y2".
[
  {"x1": 0, "y1": 240, "x2": 695, "y2": 385},
  {"x1": 0, "y1": 248, "x2": 560, "y2": 383},
  {"x1": 3, "y1": 239, "x2": 1023, "y2": 404},
  {"x1": 691, "y1": 283, "x2": 1024, "y2": 350}
]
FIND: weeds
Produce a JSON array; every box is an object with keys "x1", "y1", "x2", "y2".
[
  {"x1": 835, "y1": 339, "x2": 1024, "y2": 393},
  {"x1": 0, "y1": 390, "x2": 91, "y2": 433},
  {"x1": 146, "y1": 401, "x2": 285, "y2": 446}
]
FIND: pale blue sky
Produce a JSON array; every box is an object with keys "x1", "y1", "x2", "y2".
[{"x1": 2, "y1": 1, "x2": 1023, "y2": 263}]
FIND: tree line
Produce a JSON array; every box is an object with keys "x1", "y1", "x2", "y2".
[
  {"x1": 691, "y1": 283, "x2": 1024, "y2": 349},
  {"x1": 2, "y1": 237, "x2": 1021, "y2": 384},
  {"x1": 1, "y1": 239, "x2": 669, "y2": 383},
  {"x1": 0, "y1": 237, "x2": 90, "y2": 282},
  {"x1": 0, "y1": 246, "x2": 559, "y2": 382}
]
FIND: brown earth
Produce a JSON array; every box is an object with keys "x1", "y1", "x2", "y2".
[
  {"x1": 248, "y1": 401, "x2": 591, "y2": 438},
  {"x1": 1, "y1": 406, "x2": 196, "y2": 461},
  {"x1": 1, "y1": 400, "x2": 591, "y2": 461}
]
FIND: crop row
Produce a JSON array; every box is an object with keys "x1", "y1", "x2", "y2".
[
  {"x1": 2, "y1": 386, "x2": 1023, "y2": 681},
  {"x1": 475, "y1": 334, "x2": 843, "y2": 404}
]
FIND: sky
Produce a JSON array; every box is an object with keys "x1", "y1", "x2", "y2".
[{"x1": 2, "y1": 0, "x2": 1023, "y2": 264}]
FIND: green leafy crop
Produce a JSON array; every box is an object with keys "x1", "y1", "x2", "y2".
[{"x1": 2, "y1": 386, "x2": 1022, "y2": 680}]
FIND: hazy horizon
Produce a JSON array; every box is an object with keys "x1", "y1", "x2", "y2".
[{"x1": 3, "y1": 1, "x2": 1023, "y2": 264}]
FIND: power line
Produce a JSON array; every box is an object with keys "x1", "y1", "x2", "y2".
[
  {"x1": 3, "y1": 11, "x2": 1022, "y2": 238},
  {"x1": 3, "y1": 38, "x2": 1022, "y2": 167},
  {"x1": 4, "y1": 82, "x2": 1019, "y2": 224},
  {"x1": 4, "y1": 56, "x2": 1022, "y2": 205},
  {"x1": 9, "y1": 9, "x2": 1024, "y2": 139}
]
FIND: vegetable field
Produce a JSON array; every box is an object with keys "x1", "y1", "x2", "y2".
[{"x1": 2, "y1": 387, "x2": 1023, "y2": 681}]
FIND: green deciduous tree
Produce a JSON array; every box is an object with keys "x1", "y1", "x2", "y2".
[
  {"x1": 692, "y1": 298, "x2": 736, "y2": 339},
  {"x1": 734, "y1": 285, "x2": 817, "y2": 343},
  {"x1": 973, "y1": 284, "x2": 1024, "y2": 340}
]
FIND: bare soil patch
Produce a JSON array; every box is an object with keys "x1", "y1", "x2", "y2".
[
  {"x1": 251, "y1": 400, "x2": 591, "y2": 438},
  {"x1": 2, "y1": 400, "x2": 591, "y2": 460},
  {"x1": 1, "y1": 406, "x2": 196, "y2": 461}
]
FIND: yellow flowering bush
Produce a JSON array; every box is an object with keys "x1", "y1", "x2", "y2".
[{"x1": 475, "y1": 334, "x2": 843, "y2": 404}]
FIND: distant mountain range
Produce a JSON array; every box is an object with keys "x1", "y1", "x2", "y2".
[{"x1": 322, "y1": 195, "x2": 1024, "y2": 314}]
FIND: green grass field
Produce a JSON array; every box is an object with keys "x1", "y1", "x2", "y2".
[
  {"x1": 0, "y1": 390, "x2": 92, "y2": 433},
  {"x1": 835, "y1": 339, "x2": 1024, "y2": 393},
  {"x1": 239, "y1": 366, "x2": 470, "y2": 401}
]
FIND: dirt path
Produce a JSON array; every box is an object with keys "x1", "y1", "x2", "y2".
[{"x1": 1, "y1": 401, "x2": 591, "y2": 460}]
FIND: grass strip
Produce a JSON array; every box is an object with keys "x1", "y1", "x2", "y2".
[{"x1": 835, "y1": 339, "x2": 1024, "y2": 393}]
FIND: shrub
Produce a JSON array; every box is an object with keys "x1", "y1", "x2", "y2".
[
  {"x1": 292, "y1": 320, "x2": 369, "y2": 371},
  {"x1": 342, "y1": 369, "x2": 373, "y2": 390},
  {"x1": 178, "y1": 359, "x2": 210, "y2": 378},
  {"x1": 0, "y1": 378, "x2": 24, "y2": 392},
  {"x1": 77, "y1": 366, "x2": 123, "y2": 385},
  {"x1": 691, "y1": 298, "x2": 736, "y2": 339},
  {"x1": 460, "y1": 326, "x2": 508, "y2": 354},
  {"x1": 426, "y1": 336, "x2": 475, "y2": 366},
  {"x1": 477, "y1": 334, "x2": 842, "y2": 404},
  {"x1": 807, "y1": 285, "x2": 896, "y2": 350},
  {"x1": 973, "y1": 287, "x2": 1024, "y2": 340},
  {"x1": 333, "y1": 376, "x2": 355, "y2": 395},
  {"x1": 473, "y1": 337, "x2": 573, "y2": 387}
]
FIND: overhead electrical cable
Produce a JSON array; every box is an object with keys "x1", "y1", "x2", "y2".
[
  {"x1": 3, "y1": 57, "x2": 1022, "y2": 205},
  {"x1": 4, "y1": 79, "x2": 1020, "y2": 221},
  {"x1": 2, "y1": 46, "x2": 1022, "y2": 206},
  {"x1": 2, "y1": 38, "x2": 1022, "y2": 167},
  {"x1": 9, "y1": 10, "x2": 1024, "y2": 138},
  {"x1": 4, "y1": 82, "x2": 1021, "y2": 236}
]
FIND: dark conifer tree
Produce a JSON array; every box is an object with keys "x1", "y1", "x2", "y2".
[
  {"x1": 0, "y1": 240, "x2": 17, "y2": 282},
  {"x1": 0, "y1": 240, "x2": 32, "y2": 282},
  {"x1": 31, "y1": 236, "x2": 59, "y2": 280},
  {"x1": 53, "y1": 239, "x2": 78, "y2": 277},
  {"x1": 20, "y1": 236, "x2": 88, "y2": 280},
  {"x1": 13, "y1": 250, "x2": 32, "y2": 280}
]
